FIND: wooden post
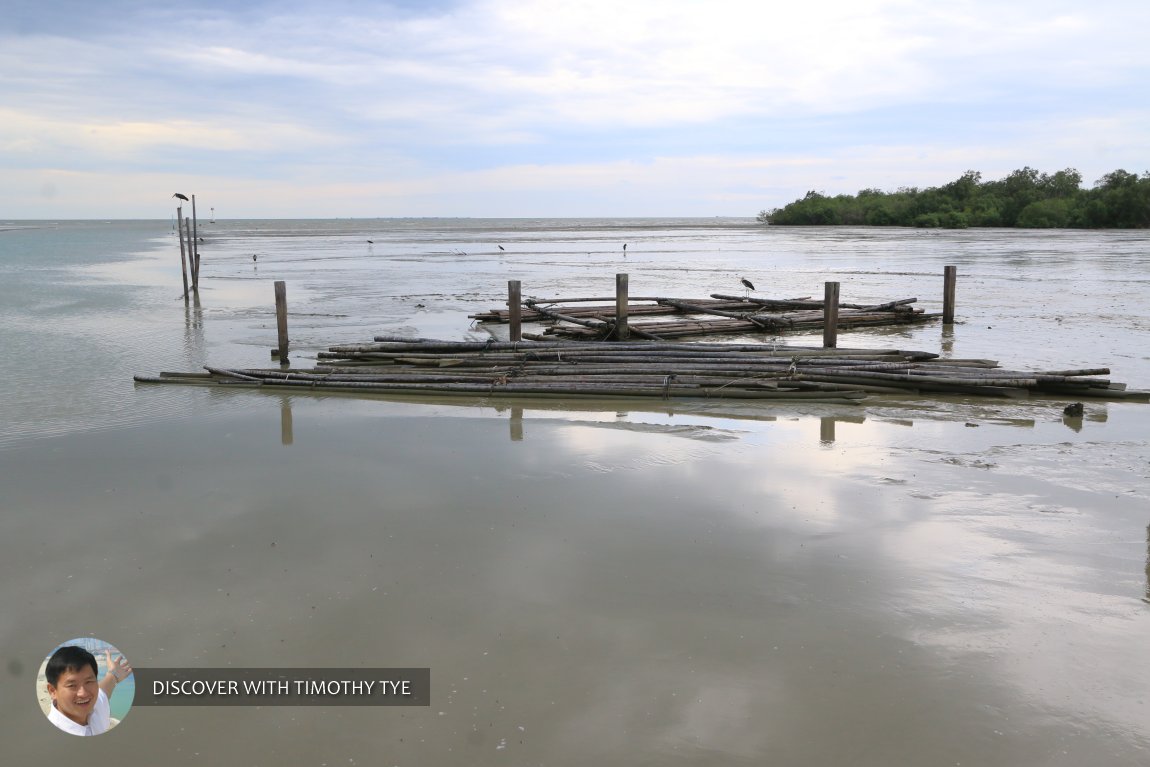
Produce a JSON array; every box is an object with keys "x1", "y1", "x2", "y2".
[
  {"x1": 820, "y1": 416, "x2": 836, "y2": 444},
  {"x1": 185, "y1": 217, "x2": 196, "y2": 292},
  {"x1": 615, "y1": 273, "x2": 630, "y2": 341},
  {"x1": 274, "y1": 281, "x2": 289, "y2": 361},
  {"x1": 176, "y1": 206, "x2": 189, "y2": 301},
  {"x1": 508, "y1": 280, "x2": 522, "y2": 342},
  {"x1": 943, "y1": 265, "x2": 957, "y2": 324},
  {"x1": 823, "y1": 281, "x2": 840, "y2": 348},
  {"x1": 191, "y1": 194, "x2": 200, "y2": 290}
]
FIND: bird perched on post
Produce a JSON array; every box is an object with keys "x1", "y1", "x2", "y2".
[{"x1": 172, "y1": 193, "x2": 189, "y2": 202}]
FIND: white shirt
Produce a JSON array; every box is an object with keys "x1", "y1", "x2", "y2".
[{"x1": 48, "y1": 688, "x2": 111, "y2": 736}]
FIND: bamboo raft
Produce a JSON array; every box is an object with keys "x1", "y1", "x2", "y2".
[
  {"x1": 470, "y1": 293, "x2": 938, "y2": 340},
  {"x1": 134, "y1": 337, "x2": 1149, "y2": 404}
]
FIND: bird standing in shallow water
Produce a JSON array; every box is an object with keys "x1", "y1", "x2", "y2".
[{"x1": 740, "y1": 276, "x2": 755, "y2": 296}]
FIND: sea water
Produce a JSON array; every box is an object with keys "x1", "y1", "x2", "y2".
[{"x1": 2, "y1": 219, "x2": 1148, "y2": 765}]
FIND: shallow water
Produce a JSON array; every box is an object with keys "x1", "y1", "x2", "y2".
[{"x1": 1, "y1": 220, "x2": 1148, "y2": 764}]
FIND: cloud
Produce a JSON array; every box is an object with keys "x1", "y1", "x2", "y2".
[{"x1": 1, "y1": 0, "x2": 1148, "y2": 217}]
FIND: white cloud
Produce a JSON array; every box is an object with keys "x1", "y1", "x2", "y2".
[{"x1": 1, "y1": 0, "x2": 1148, "y2": 217}]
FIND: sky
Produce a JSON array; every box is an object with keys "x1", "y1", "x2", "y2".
[{"x1": 2, "y1": 0, "x2": 1148, "y2": 218}]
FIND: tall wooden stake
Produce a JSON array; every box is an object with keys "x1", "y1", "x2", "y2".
[
  {"x1": 185, "y1": 217, "x2": 196, "y2": 292},
  {"x1": 176, "y1": 206, "x2": 189, "y2": 301},
  {"x1": 615, "y1": 273, "x2": 630, "y2": 341},
  {"x1": 823, "y1": 281, "x2": 840, "y2": 348},
  {"x1": 191, "y1": 194, "x2": 200, "y2": 291},
  {"x1": 274, "y1": 280, "x2": 289, "y2": 361},
  {"x1": 943, "y1": 265, "x2": 957, "y2": 324},
  {"x1": 508, "y1": 280, "x2": 522, "y2": 342}
]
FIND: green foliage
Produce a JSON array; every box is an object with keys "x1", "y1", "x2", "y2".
[
  {"x1": 761, "y1": 167, "x2": 1150, "y2": 229},
  {"x1": 1016, "y1": 199, "x2": 1072, "y2": 228}
]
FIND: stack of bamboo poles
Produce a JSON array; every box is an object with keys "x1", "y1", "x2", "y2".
[
  {"x1": 470, "y1": 297, "x2": 755, "y2": 323},
  {"x1": 470, "y1": 293, "x2": 938, "y2": 340},
  {"x1": 134, "y1": 337, "x2": 1147, "y2": 403}
]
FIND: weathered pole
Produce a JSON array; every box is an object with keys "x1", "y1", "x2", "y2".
[
  {"x1": 615, "y1": 273, "x2": 630, "y2": 341},
  {"x1": 943, "y1": 265, "x2": 957, "y2": 324},
  {"x1": 185, "y1": 217, "x2": 195, "y2": 292},
  {"x1": 176, "y1": 206, "x2": 189, "y2": 301},
  {"x1": 191, "y1": 194, "x2": 200, "y2": 290},
  {"x1": 274, "y1": 280, "x2": 289, "y2": 361},
  {"x1": 508, "y1": 280, "x2": 522, "y2": 342},
  {"x1": 823, "y1": 281, "x2": 840, "y2": 348}
]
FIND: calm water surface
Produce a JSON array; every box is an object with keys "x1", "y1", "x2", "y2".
[{"x1": 1, "y1": 219, "x2": 1147, "y2": 765}]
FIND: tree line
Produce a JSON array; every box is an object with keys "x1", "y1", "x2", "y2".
[{"x1": 759, "y1": 168, "x2": 1150, "y2": 228}]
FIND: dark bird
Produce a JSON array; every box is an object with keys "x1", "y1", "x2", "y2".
[
  {"x1": 367, "y1": 240, "x2": 374, "y2": 244},
  {"x1": 498, "y1": 245, "x2": 505, "y2": 251},
  {"x1": 1063, "y1": 402, "x2": 1084, "y2": 417},
  {"x1": 172, "y1": 193, "x2": 189, "y2": 202},
  {"x1": 740, "y1": 277, "x2": 755, "y2": 292},
  {"x1": 623, "y1": 243, "x2": 627, "y2": 252},
  {"x1": 252, "y1": 254, "x2": 258, "y2": 262}
]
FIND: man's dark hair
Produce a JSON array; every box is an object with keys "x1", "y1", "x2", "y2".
[{"x1": 45, "y1": 645, "x2": 98, "y2": 686}]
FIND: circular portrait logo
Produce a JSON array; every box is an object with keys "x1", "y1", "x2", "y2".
[{"x1": 37, "y1": 638, "x2": 134, "y2": 736}]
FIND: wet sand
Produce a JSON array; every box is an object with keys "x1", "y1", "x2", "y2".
[
  {"x1": 3, "y1": 393, "x2": 1148, "y2": 764},
  {"x1": 3, "y1": 221, "x2": 1148, "y2": 763}
]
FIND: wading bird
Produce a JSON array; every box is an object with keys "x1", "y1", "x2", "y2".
[
  {"x1": 498, "y1": 245, "x2": 505, "y2": 251},
  {"x1": 740, "y1": 277, "x2": 755, "y2": 296},
  {"x1": 172, "y1": 193, "x2": 189, "y2": 202}
]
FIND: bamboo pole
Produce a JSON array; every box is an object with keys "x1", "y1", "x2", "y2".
[
  {"x1": 471, "y1": 299, "x2": 749, "y2": 323},
  {"x1": 711, "y1": 294, "x2": 871, "y2": 310},
  {"x1": 274, "y1": 281, "x2": 289, "y2": 361},
  {"x1": 943, "y1": 265, "x2": 957, "y2": 324},
  {"x1": 364, "y1": 337, "x2": 935, "y2": 357},
  {"x1": 823, "y1": 282, "x2": 840, "y2": 348},
  {"x1": 657, "y1": 298, "x2": 773, "y2": 327},
  {"x1": 508, "y1": 280, "x2": 522, "y2": 342},
  {"x1": 615, "y1": 273, "x2": 629, "y2": 341},
  {"x1": 856, "y1": 298, "x2": 918, "y2": 312}
]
